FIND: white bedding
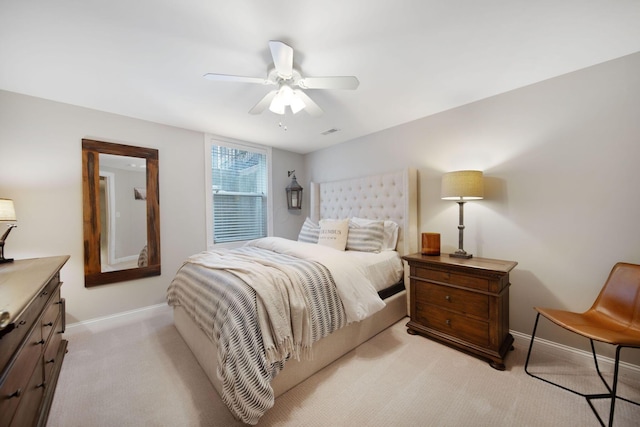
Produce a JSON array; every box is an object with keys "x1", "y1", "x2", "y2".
[
  {"x1": 342, "y1": 250, "x2": 404, "y2": 292},
  {"x1": 246, "y1": 237, "x2": 387, "y2": 322}
]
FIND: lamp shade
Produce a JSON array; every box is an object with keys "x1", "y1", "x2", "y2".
[
  {"x1": 0, "y1": 199, "x2": 16, "y2": 221},
  {"x1": 441, "y1": 170, "x2": 484, "y2": 200}
]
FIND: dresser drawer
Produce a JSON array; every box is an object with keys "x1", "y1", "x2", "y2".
[
  {"x1": 41, "y1": 289, "x2": 61, "y2": 343},
  {"x1": 9, "y1": 361, "x2": 44, "y2": 427},
  {"x1": 414, "y1": 267, "x2": 489, "y2": 291},
  {"x1": 415, "y1": 281, "x2": 489, "y2": 320},
  {"x1": 0, "y1": 276, "x2": 58, "y2": 372},
  {"x1": 0, "y1": 324, "x2": 43, "y2": 427},
  {"x1": 416, "y1": 303, "x2": 489, "y2": 348},
  {"x1": 43, "y1": 315, "x2": 63, "y2": 383}
]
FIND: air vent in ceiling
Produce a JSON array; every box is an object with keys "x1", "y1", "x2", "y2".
[{"x1": 321, "y1": 128, "x2": 340, "y2": 136}]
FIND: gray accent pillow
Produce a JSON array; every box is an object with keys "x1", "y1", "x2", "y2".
[
  {"x1": 298, "y1": 217, "x2": 320, "y2": 243},
  {"x1": 346, "y1": 219, "x2": 384, "y2": 252}
]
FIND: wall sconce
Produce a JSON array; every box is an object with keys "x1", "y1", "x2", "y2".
[
  {"x1": 286, "y1": 170, "x2": 303, "y2": 210},
  {"x1": 0, "y1": 198, "x2": 18, "y2": 264},
  {"x1": 441, "y1": 170, "x2": 484, "y2": 259}
]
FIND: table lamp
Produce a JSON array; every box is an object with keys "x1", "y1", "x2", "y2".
[
  {"x1": 441, "y1": 171, "x2": 483, "y2": 259},
  {"x1": 0, "y1": 199, "x2": 17, "y2": 264}
]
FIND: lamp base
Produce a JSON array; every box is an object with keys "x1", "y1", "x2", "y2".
[
  {"x1": 449, "y1": 251, "x2": 473, "y2": 259},
  {"x1": 0, "y1": 258, "x2": 14, "y2": 264}
]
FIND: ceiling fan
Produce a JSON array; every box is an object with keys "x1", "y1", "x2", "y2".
[{"x1": 203, "y1": 40, "x2": 359, "y2": 117}]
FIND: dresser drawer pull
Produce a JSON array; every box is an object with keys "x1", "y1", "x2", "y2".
[
  {"x1": 43, "y1": 321, "x2": 53, "y2": 327},
  {"x1": 41, "y1": 291, "x2": 49, "y2": 296},
  {"x1": 37, "y1": 382, "x2": 46, "y2": 389},
  {"x1": 47, "y1": 358, "x2": 56, "y2": 364},
  {"x1": 19, "y1": 320, "x2": 27, "y2": 326},
  {"x1": 36, "y1": 339, "x2": 45, "y2": 345},
  {"x1": 445, "y1": 295, "x2": 451, "y2": 302},
  {"x1": 445, "y1": 319, "x2": 451, "y2": 326},
  {"x1": 8, "y1": 389, "x2": 22, "y2": 399}
]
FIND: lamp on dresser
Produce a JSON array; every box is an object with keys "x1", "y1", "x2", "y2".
[
  {"x1": 0, "y1": 198, "x2": 17, "y2": 264},
  {"x1": 441, "y1": 170, "x2": 483, "y2": 259}
]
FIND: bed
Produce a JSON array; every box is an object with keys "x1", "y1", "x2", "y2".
[{"x1": 167, "y1": 168, "x2": 418, "y2": 424}]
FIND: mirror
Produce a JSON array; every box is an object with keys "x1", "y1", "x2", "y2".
[{"x1": 82, "y1": 139, "x2": 160, "y2": 287}]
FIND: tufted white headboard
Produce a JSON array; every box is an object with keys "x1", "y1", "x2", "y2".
[{"x1": 309, "y1": 168, "x2": 418, "y2": 257}]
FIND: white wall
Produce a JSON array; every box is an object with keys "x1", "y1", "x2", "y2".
[
  {"x1": 2, "y1": 51, "x2": 638, "y2": 364},
  {"x1": 0, "y1": 90, "x2": 304, "y2": 324},
  {"x1": 272, "y1": 147, "x2": 308, "y2": 240},
  {"x1": 305, "y1": 52, "x2": 640, "y2": 363}
]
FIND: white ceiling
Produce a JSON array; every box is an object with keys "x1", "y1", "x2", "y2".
[{"x1": 2, "y1": 1, "x2": 640, "y2": 154}]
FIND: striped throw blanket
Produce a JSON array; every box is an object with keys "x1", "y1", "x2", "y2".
[{"x1": 166, "y1": 246, "x2": 347, "y2": 424}]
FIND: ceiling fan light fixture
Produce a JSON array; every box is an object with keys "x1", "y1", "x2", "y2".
[
  {"x1": 269, "y1": 95, "x2": 286, "y2": 115},
  {"x1": 204, "y1": 41, "x2": 356, "y2": 117},
  {"x1": 269, "y1": 84, "x2": 306, "y2": 115},
  {"x1": 290, "y1": 93, "x2": 306, "y2": 114}
]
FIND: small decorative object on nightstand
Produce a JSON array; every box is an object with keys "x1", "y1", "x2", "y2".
[
  {"x1": 403, "y1": 253, "x2": 517, "y2": 370},
  {"x1": 421, "y1": 232, "x2": 440, "y2": 256}
]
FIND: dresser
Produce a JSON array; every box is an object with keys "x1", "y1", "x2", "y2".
[
  {"x1": 0, "y1": 256, "x2": 69, "y2": 427},
  {"x1": 403, "y1": 253, "x2": 517, "y2": 370}
]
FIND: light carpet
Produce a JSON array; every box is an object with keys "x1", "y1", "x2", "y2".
[{"x1": 47, "y1": 307, "x2": 639, "y2": 426}]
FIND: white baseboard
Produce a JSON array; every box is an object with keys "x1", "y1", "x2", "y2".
[
  {"x1": 511, "y1": 330, "x2": 640, "y2": 377},
  {"x1": 65, "y1": 303, "x2": 171, "y2": 336}
]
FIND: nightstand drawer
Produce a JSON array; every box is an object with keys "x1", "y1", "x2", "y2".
[
  {"x1": 414, "y1": 267, "x2": 489, "y2": 291},
  {"x1": 416, "y1": 303, "x2": 489, "y2": 348},
  {"x1": 415, "y1": 281, "x2": 488, "y2": 319}
]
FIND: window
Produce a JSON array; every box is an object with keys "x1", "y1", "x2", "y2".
[{"x1": 205, "y1": 138, "x2": 272, "y2": 248}]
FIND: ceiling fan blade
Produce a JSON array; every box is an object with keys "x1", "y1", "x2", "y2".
[
  {"x1": 297, "y1": 76, "x2": 360, "y2": 90},
  {"x1": 269, "y1": 40, "x2": 294, "y2": 79},
  {"x1": 294, "y1": 90, "x2": 323, "y2": 117},
  {"x1": 249, "y1": 90, "x2": 278, "y2": 115},
  {"x1": 203, "y1": 73, "x2": 273, "y2": 85}
]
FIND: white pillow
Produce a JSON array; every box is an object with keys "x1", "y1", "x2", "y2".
[
  {"x1": 347, "y1": 219, "x2": 384, "y2": 252},
  {"x1": 298, "y1": 217, "x2": 319, "y2": 243},
  {"x1": 382, "y1": 220, "x2": 399, "y2": 251},
  {"x1": 317, "y1": 218, "x2": 349, "y2": 251},
  {"x1": 350, "y1": 217, "x2": 399, "y2": 251}
]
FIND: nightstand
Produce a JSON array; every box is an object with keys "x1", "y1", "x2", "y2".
[{"x1": 403, "y1": 253, "x2": 517, "y2": 370}]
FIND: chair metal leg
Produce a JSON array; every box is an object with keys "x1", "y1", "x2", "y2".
[{"x1": 525, "y1": 314, "x2": 640, "y2": 427}]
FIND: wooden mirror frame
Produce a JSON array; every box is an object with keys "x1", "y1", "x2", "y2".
[{"x1": 82, "y1": 139, "x2": 161, "y2": 287}]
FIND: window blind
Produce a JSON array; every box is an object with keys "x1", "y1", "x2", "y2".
[{"x1": 211, "y1": 145, "x2": 267, "y2": 243}]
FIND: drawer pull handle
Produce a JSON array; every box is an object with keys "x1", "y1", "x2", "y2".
[
  {"x1": 41, "y1": 291, "x2": 49, "y2": 296},
  {"x1": 446, "y1": 319, "x2": 451, "y2": 326},
  {"x1": 47, "y1": 358, "x2": 56, "y2": 364},
  {"x1": 43, "y1": 321, "x2": 53, "y2": 327},
  {"x1": 37, "y1": 382, "x2": 46, "y2": 389},
  {"x1": 36, "y1": 339, "x2": 45, "y2": 345},
  {"x1": 445, "y1": 295, "x2": 451, "y2": 302},
  {"x1": 8, "y1": 389, "x2": 22, "y2": 399},
  {"x1": 19, "y1": 320, "x2": 27, "y2": 326}
]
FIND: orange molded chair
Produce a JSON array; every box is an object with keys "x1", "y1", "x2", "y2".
[{"x1": 525, "y1": 262, "x2": 640, "y2": 427}]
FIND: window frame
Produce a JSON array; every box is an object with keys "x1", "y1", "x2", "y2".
[{"x1": 204, "y1": 136, "x2": 273, "y2": 250}]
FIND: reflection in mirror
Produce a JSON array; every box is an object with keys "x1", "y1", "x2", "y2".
[
  {"x1": 82, "y1": 139, "x2": 160, "y2": 287},
  {"x1": 99, "y1": 154, "x2": 147, "y2": 272}
]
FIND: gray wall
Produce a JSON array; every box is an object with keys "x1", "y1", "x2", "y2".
[
  {"x1": 305, "y1": 52, "x2": 640, "y2": 363},
  {"x1": 0, "y1": 90, "x2": 304, "y2": 323},
  {"x1": 2, "y1": 50, "x2": 639, "y2": 364}
]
